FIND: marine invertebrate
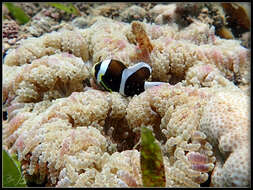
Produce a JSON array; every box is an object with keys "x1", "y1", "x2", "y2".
[
  {"x1": 5, "y1": 17, "x2": 249, "y2": 87},
  {"x1": 149, "y1": 24, "x2": 250, "y2": 85},
  {"x1": 200, "y1": 89, "x2": 250, "y2": 187},
  {"x1": 150, "y1": 3, "x2": 177, "y2": 25},
  {"x1": 92, "y1": 3, "x2": 129, "y2": 19},
  {"x1": 4, "y1": 29, "x2": 89, "y2": 66},
  {"x1": 86, "y1": 18, "x2": 137, "y2": 66},
  {"x1": 3, "y1": 19, "x2": 20, "y2": 39},
  {"x1": 3, "y1": 53, "x2": 89, "y2": 105},
  {"x1": 221, "y1": 3, "x2": 250, "y2": 32},
  {"x1": 92, "y1": 150, "x2": 142, "y2": 187},
  {"x1": 3, "y1": 10, "x2": 250, "y2": 187},
  {"x1": 22, "y1": 14, "x2": 58, "y2": 37},
  {"x1": 183, "y1": 61, "x2": 236, "y2": 88},
  {"x1": 120, "y1": 5, "x2": 147, "y2": 23},
  {"x1": 126, "y1": 82, "x2": 250, "y2": 187},
  {"x1": 127, "y1": 84, "x2": 216, "y2": 187},
  {"x1": 5, "y1": 81, "x2": 243, "y2": 187},
  {"x1": 3, "y1": 89, "x2": 134, "y2": 186},
  {"x1": 89, "y1": 18, "x2": 249, "y2": 86},
  {"x1": 2, "y1": 19, "x2": 21, "y2": 55},
  {"x1": 88, "y1": 18, "x2": 249, "y2": 86}
]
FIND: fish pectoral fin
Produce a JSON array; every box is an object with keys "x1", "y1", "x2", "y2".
[{"x1": 144, "y1": 81, "x2": 166, "y2": 90}]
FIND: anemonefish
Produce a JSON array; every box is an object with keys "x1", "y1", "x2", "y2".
[{"x1": 92, "y1": 59, "x2": 164, "y2": 96}]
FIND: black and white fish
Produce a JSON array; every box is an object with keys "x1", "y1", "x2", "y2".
[{"x1": 92, "y1": 59, "x2": 164, "y2": 96}]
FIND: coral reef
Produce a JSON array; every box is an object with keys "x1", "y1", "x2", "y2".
[
  {"x1": 3, "y1": 53, "x2": 89, "y2": 108},
  {"x1": 3, "y1": 19, "x2": 20, "y2": 39},
  {"x1": 4, "y1": 29, "x2": 89, "y2": 67},
  {"x1": 91, "y1": 3, "x2": 129, "y2": 20},
  {"x1": 3, "y1": 19, "x2": 21, "y2": 55},
  {"x1": 3, "y1": 3, "x2": 250, "y2": 188},
  {"x1": 127, "y1": 83, "x2": 250, "y2": 187},
  {"x1": 83, "y1": 18, "x2": 250, "y2": 86},
  {"x1": 200, "y1": 90, "x2": 250, "y2": 187},
  {"x1": 3, "y1": 89, "x2": 137, "y2": 186},
  {"x1": 4, "y1": 82, "x2": 249, "y2": 187},
  {"x1": 3, "y1": 2, "x2": 250, "y2": 55},
  {"x1": 148, "y1": 21, "x2": 250, "y2": 85},
  {"x1": 120, "y1": 5, "x2": 148, "y2": 23},
  {"x1": 127, "y1": 84, "x2": 215, "y2": 187},
  {"x1": 22, "y1": 14, "x2": 59, "y2": 37}
]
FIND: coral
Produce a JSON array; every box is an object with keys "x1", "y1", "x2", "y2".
[
  {"x1": 126, "y1": 83, "x2": 250, "y2": 187},
  {"x1": 149, "y1": 24, "x2": 250, "y2": 85},
  {"x1": 173, "y1": 20, "x2": 214, "y2": 44},
  {"x1": 120, "y1": 5, "x2": 147, "y2": 23},
  {"x1": 92, "y1": 150, "x2": 142, "y2": 187},
  {"x1": 221, "y1": 3, "x2": 250, "y2": 31},
  {"x1": 3, "y1": 19, "x2": 20, "y2": 39},
  {"x1": 4, "y1": 17, "x2": 250, "y2": 87},
  {"x1": 2, "y1": 19, "x2": 22, "y2": 56},
  {"x1": 3, "y1": 89, "x2": 134, "y2": 186},
  {"x1": 3, "y1": 53, "x2": 89, "y2": 104},
  {"x1": 3, "y1": 6, "x2": 250, "y2": 187},
  {"x1": 183, "y1": 61, "x2": 236, "y2": 88},
  {"x1": 215, "y1": 26, "x2": 234, "y2": 39},
  {"x1": 127, "y1": 84, "x2": 216, "y2": 187},
  {"x1": 92, "y1": 3, "x2": 129, "y2": 19},
  {"x1": 199, "y1": 3, "x2": 226, "y2": 29},
  {"x1": 150, "y1": 3, "x2": 177, "y2": 25},
  {"x1": 7, "y1": 83, "x2": 249, "y2": 187},
  {"x1": 4, "y1": 29, "x2": 89, "y2": 66},
  {"x1": 74, "y1": 3, "x2": 93, "y2": 16},
  {"x1": 21, "y1": 14, "x2": 59, "y2": 37},
  {"x1": 71, "y1": 17, "x2": 89, "y2": 29},
  {"x1": 174, "y1": 3, "x2": 205, "y2": 25},
  {"x1": 86, "y1": 18, "x2": 137, "y2": 67},
  {"x1": 240, "y1": 31, "x2": 250, "y2": 48},
  {"x1": 200, "y1": 90, "x2": 250, "y2": 187},
  {"x1": 3, "y1": 64, "x2": 21, "y2": 106},
  {"x1": 18, "y1": 3, "x2": 82, "y2": 38},
  {"x1": 83, "y1": 17, "x2": 250, "y2": 86},
  {"x1": 3, "y1": 100, "x2": 53, "y2": 149},
  {"x1": 56, "y1": 149, "x2": 142, "y2": 187}
]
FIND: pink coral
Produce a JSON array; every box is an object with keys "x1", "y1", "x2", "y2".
[
  {"x1": 3, "y1": 19, "x2": 20, "y2": 39},
  {"x1": 2, "y1": 13, "x2": 250, "y2": 188},
  {"x1": 4, "y1": 29, "x2": 89, "y2": 66},
  {"x1": 126, "y1": 82, "x2": 250, "y2": 187},
  {"x1": 3, "y1": 53, "x2": 89, "y2": 105},
  {"x1": 3, "y1": 89, "x2": 132, "y2": 186},
  {"x1": 86, "y1": 18, "x2": 138, "y2": 67},
  {"x1": 183, "y1": 61, "x2": 236, "y2": 88},
  {"x1": 149, "y1": 30, "x2": 250, "y2": 84},
  {"x1": 200, "y1": 90, "x2": 250, "y2": 187}
]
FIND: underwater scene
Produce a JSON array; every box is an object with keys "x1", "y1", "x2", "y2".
[{"x1": 2, "y1": 2, "x2": 250, "y2": 187}]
